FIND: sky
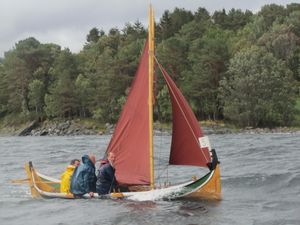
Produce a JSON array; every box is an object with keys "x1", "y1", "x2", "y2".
[{"x1": 0, "y1": 0, "x2": 298, "y2": 57}]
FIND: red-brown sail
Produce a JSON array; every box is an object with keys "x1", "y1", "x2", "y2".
[
  {"x1": 158, "y1": 63, "x2": 211, "y2": 167},
  {"x1": 106, "y1": 40, "x2": 150, "y2": 185}
]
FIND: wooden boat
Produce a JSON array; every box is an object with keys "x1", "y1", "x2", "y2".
[{"x1": 25, "y1": 5, "x2": 221, "y2": 201}]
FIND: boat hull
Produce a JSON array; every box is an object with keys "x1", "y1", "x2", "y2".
[
  {"x1": 25, "y1": 162, "x2": 221, "y2": 201},
  {"x1": 185, "y1": 164, "x2": 221, "y2": 200}
]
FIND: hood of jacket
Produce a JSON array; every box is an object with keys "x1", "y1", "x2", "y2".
[
  {"x1": 70, "y1": 155, "x2": 97, "y2": 195},
  {"x1": 82, "y1": 155, "x2": 95, "y2": 168}
]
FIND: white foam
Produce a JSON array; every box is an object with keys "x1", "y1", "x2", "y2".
[{"x1": 123, "y1": 182, "x2": 191, "y2": 201}]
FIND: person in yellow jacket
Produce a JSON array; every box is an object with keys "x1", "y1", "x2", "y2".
[{"x1": 60, "y1": 159, "x2": 80, "y2": 193}]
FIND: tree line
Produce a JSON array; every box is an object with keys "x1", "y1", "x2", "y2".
[{"x1": 0, "y1": 3, "x2": 299, "y2": 128}]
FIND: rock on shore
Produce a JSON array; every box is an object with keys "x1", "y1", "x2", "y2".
[
  {"x1": 1, "y1": 119, "x2": 298, "y2": 136},
  {"x1": 19, "y1": 120, "x2": 99, "y2": 136}
]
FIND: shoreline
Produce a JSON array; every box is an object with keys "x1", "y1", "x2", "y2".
[{"x1": 0, "y1": 119, "x2": 299, "y2": 136}]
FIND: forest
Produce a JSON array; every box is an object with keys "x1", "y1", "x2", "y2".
[{"x1": 0, "y1": 3, "x2": 299, "y2": 128}]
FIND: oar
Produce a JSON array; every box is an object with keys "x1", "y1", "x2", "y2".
[
  {"x1": 11, "y1": 178, "x2": 60, "y2": 184},
  {"x1": 11, "y1": 178, "x2": 29, "y2": 184}
]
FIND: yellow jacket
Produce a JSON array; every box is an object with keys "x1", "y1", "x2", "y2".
[{"x1": 60, "y1": 165, "x2": 76, "y2": 193}]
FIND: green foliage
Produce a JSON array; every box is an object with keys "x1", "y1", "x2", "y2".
[
  {"x1": 157, "y1": 37, "x2": 189, "y2": 83},
  {"x1": 156, "y1": 86, "x2": 172, "y2": 122},
  {"x1": 15, "y1": 37, "x2": 43, "y2": 73},
  {"x1": 288, "y1": 47, "x2": 300, "y2": 82},
  {"x1": 219, "y1": 46, "x2": 296, "y2": 127},
  {"x1": 0, "y1": 3, "x2": 299, "y2": 128},
  {"x1": 286, "y1": 10, "x2": 300, "y2": 36},
  {"x1": 169, "y1": 8, "x2": 194, "y2": 34},
  {"x1": 4, "y1": 51, "x2": 31, "y2": 114},
  {"x1": 44, "y1": 49, "x2": 79, "y2": 118},
  {"x1": 227, "y1": 9, "x2": 253, "y2": 30},
  {"x1": 43, "y1": 93, "x2": 60, "y2": 118},
  {"x1": 122, "y1": 21, "x2": 146, "y2": 43},
  {"x1": 182, "y1": 27, "x2": 232, "y2": 119},
  {"x1": 157, "y1": 8, "x2": 194, "y2": 41},
  {"x1": 258, "y1": 4, "x2": 287, "y2": 29},
  {"x1": 294, "y1": 98, "x2": 300, "y2": 125},
  {"x1": 286, "y1": 3, "x2": 300, "y2": 14},
  {"x1": 79, "y1": 25, "x2": 145, "y2": 123},
  {"x1": 92, "y1": 108, "x2": 104, "y2": 121},
  {"x1": 86, "y1": 27, "x2": 100, "y2": 43},
  {"x1": 258, "y1": 23, "x2": 299, "y2": 60},
  {"x1": 157, "y1": 10, "x2": 173, "y2": 40},
  {"x1": 194, "y1": 7, "x2": 210, "y2": 22},
  {"x1": 75, "y1": 74, "x2": 94, "y2": 117},
  {"x1": 112, "y1": 95, "x2": 127, "y2": 122},
  {"x1": 117, "y1": 39, "x2": 144, "y2": 76},
  {"x1": 179, "y1": 19, "x2": 212, "y2": 42},
  {"x1": 28, "y1": 79, "x2": 45, "y2": 115},
  {"x1": 0, "y1": 64, "x2": 8, "y2": 117},
  {"x1": 213, "y1": 8, "x2": 253, "y2": 31}
]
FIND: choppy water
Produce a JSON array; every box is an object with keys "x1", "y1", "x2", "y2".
[{"x1": 0, "y1": 133, "x2": 299, "y2": 225}]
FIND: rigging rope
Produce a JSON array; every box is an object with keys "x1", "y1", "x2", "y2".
[{"x1": 155, "y1": 95, "x2": 169, "y2": 186}]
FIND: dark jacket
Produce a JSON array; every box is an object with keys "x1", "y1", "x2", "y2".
[
  {"x1": 70, "y1": 155, "x2": 96, "y2": 195},
  {"x1": 96, "y1": 162, "x2": 116, "y2": 195}
]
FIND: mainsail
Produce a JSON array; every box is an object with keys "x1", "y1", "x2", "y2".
[{"x1": 106, "y1": 40, "x2": 150, "y2": 185}]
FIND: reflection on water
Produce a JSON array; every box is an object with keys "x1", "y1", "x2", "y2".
[{"x1": 0, "y1": 133, "x2": 300, "y2": 225}]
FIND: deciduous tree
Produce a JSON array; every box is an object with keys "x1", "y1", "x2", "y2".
[{"x1": 219, "y1": 46, "x2": 296, "y2": 127}]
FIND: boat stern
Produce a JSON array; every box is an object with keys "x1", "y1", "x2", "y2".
[
  {"x1": 24, "y1": 161, "x2": 61, "y2": 198},
  {"x1": 185, "y1": 164, "x2": 221, "y2": 200}
]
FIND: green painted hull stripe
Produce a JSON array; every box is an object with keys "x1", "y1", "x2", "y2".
[
  {"x1": 40, "y1": 176, "x2": 60, "y2": 190},
  {"x1": 163, "y1": 171, "x2": 212, "y2": 199}
]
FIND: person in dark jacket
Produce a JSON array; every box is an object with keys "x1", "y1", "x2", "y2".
[
  {"x1": 96, "y1": 152, "x2": 117, "y2": 195},
  {"x1": 70, "y1": 154, "x2": 97, "y2": 197}
]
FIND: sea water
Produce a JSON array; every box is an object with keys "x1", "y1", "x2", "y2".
[{"x1": 0, "y1": 133, "x2": 299, "y2": 225}]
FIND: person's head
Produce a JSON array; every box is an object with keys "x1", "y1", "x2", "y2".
[
  {"x1": 99, "y1": 158, "x2": 108, "y2": 166},
  {"x1": 89, "y1": 154, "x2": 96, "y2": 165},
  {"x1": 70, "y1": 159, "x2": 80, "y2": 167},
  {"x1": 108, "y1": 152, "x2": 116, "y2": 164}
]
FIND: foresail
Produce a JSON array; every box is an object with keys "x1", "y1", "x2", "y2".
[
  {"x1": 158, "y1": 63, "x2": 211, "y2": 167},
  {"x1": 106, "y1": 40, "x2": 150, "y2": 185}
]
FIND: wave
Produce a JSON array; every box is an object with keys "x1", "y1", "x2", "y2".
[{"x1": 222, "y1": 172, "x2": 298, "y2": 190}]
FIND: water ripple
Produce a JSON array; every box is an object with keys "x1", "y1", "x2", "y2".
[{"x1": 0, "y1": 133, "x2": 299, "y2": 225}]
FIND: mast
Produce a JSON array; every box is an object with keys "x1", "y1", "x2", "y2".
[{"x1": 148, "y1": 4, "x2": 155, "y2": 189}]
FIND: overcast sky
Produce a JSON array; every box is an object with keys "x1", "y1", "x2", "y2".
[{"x1": 0, "y1": 0, "x2": 297, "y2": 57}]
